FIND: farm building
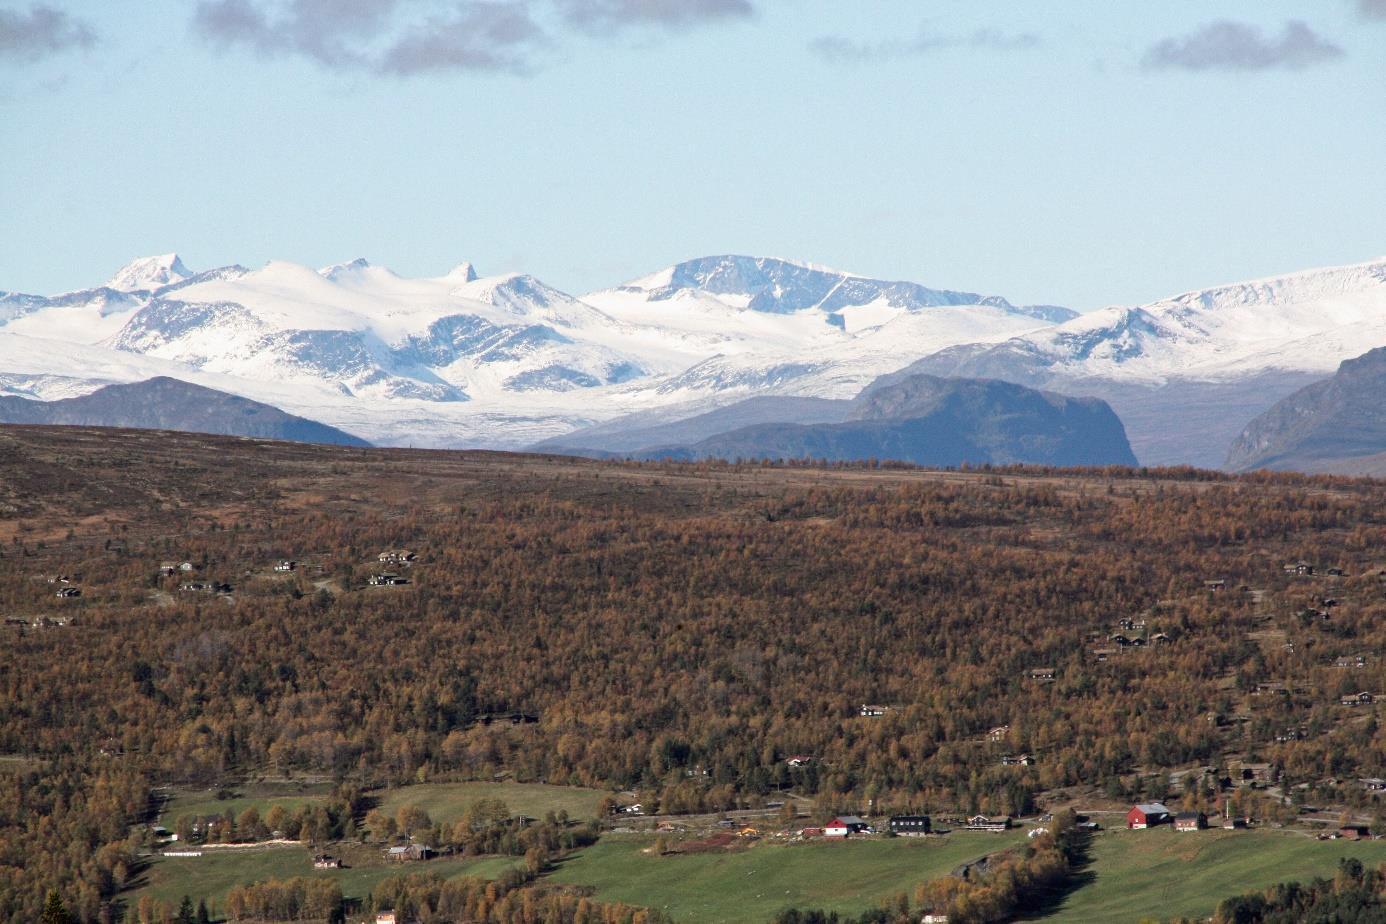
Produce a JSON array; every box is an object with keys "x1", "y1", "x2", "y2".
[
  {"x1": 1174, "y1": 812, "x2": 1206, "y2": 832},
  {"x1": 386, "y1": 844, "x2": 432, "y2": 862},
  {"x1": 887, "y1": 815, "x2": 931, "y2": 836},
  {"x1": 1340, "y1": 824, "x2": 1371, "y2": 841},
  {"x1": 965, "y1": 815, "x2": 1012, "y2": 832},
  {"x1": 312, "y1": 855, "x2": 342, "y2": 869},
  {"x1": 824, "y1": 816, "x2": 870, "y2": 838},
  {"x1": 1126, "y1": 803, "x2": 1171, "y2": 829}
]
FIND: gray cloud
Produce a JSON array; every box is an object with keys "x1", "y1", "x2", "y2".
[
  {"x1": 811, "y1": 26, "x2": 1039, "y2": 65},
  {"x1": 1142, "y1": 19, "x2": 1343, "y2": 71},
  {"x1": 191, "y1": 0, "x2": 400, "y2": 68},
  {"x1": 379, "y1": 2, "x2": 546, "y2": 75},
  {"x1": 557, "y1": 0, "x2": 753, "y2": 31},
  {"x1": 192, "y1": 0, "x2": 752, "y2": 75},
  {"x1": 0, "y1": 4, "x2": 96, "y2": 61},
  {"x1": 1362, "y1": 0, "x2": 1386, "y2": 19}
]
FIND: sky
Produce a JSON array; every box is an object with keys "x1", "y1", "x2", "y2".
[{"x1": 1, "y1": 0, "x2": 1384, "y2": 311}]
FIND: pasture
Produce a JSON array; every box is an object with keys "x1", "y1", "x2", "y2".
[{"x1": 1041, "y1": 826, "x2": 1386, "y2": 923}]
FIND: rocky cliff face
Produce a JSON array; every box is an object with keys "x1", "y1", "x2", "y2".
[{"x1": 1226, "y1": 347, "x2": 1386, "y2": 474}]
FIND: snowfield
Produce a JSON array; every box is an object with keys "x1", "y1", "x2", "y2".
[
  {"x1": 3, "y1": 251, "x2": 1384, "y2": 450},
  {"x1": 0, "y1": 254, "x2": 1066, "y2": 447}
]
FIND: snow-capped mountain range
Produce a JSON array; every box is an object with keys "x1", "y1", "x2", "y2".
[
  {"x1": 0, "y1": 254, "x2": 1073, "y2": 448},
  {"x1": 2, "y1": 251, "x2": 1384, "y2": 461}
]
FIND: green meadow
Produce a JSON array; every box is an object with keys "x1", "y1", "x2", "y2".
[
  {"x1": 547, "y1": 833, "x2": 1025, "y2": 924},
  {"x1": 1042, "y1": 827, "x2": 1386, "y2": 923}
]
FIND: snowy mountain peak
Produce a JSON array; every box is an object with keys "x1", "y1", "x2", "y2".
[
  {"x1": 106, "y1": 254, "x2": 192, "y2": 292},
  {"x1": 444, "y1": 262, "x2": 479, "y2": 283},
  {"x1": 319, "y1": 257, "x2": 372, "y2": 279},
  {"x1": 599, "y1": 254, "x2": 1076, "y2": 324}
]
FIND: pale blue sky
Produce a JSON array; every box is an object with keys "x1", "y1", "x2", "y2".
[{"x1": 2, "y1": 0, "x2": 1383, "y2": 310}]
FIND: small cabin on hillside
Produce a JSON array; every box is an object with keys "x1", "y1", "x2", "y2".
[
  {"x1": 368, "y1": 573, "x2": 410, "y2": 586},
  {"x1": 1027, "y1": 667, "x2": 1056, "y2": 683},
  {"x1": 274, "y1": 560, "x2": 297, "y2": 572},
  {"x1": 378, "y1": 549, "x2": 417, "y2": 565}
]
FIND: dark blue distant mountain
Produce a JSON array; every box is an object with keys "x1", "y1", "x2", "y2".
[{"x1": 0, "y1": 377, "x2": 370, "y2": 447}]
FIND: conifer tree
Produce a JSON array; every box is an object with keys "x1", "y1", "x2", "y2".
[{"x1": 41, "y1": 889, "x2": 71, "y2": 924}]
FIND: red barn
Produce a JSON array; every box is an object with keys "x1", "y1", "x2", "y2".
[{"x1": 1126, "y1": 803, "x2": 1171, "y2": 829}]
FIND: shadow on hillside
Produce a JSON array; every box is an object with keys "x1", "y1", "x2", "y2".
[{"x1": 1014, "y1": 829, "x2": 1096, "y2": 920}]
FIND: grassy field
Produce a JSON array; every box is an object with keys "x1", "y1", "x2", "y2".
[
  {"x1": 548, "y1": 832, "x2": 1026, "y2": 923},
  {"x1": 135, "y1": 845, "x2": 518, "y2": 909},
  {"x1": 1041, "y1": 827, "x2": 1386, "y2": 923},
  {"x1": 162, "y1": 782, "x2": 334, "y2": 823},
  {"x1": 375, "y1": 781, "x2": 610, "y2": 825}
]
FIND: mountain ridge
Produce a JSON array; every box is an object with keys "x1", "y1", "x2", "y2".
[
  {"x1": 621, "y1": 374, "x2": 1136, "y2": 468},
  {"x1": 0, "y1": 376, "x2": 369, "y2": 446}
]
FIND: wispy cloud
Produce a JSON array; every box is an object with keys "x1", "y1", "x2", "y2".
[
  {"x1": 192, "y1": 0, "x2": 754, "y2": 75},
  {"x1": 811, "y1": 25, "x2": 1039, "y2": 65},
  {"x1": 556, "y1": 0, "x2": 753, "y2": 32},
  {"x1": 1141, "y1": 20, "x2": 1343, "y2": 72},
  {"x1": 1361, "y1": 0, "x2": 1386, "y2": 20},
  {"x1": 379, "y1": 3, "x2": 546, "y2": 75},
  {"x1": 0, "y1": 4, "x2": 96, "y2": 62}
]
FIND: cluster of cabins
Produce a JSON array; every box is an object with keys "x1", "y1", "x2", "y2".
[
  {"x1": 369, "y1": 549, "x2": 416, "y2": 587},
  {"x1": 1126, "y1": 803, "x2": 1245, "y2": 832},
  {"x1": 816, "y1": 814, "x2": 1015, "y2": 839},
  {"x1": 1284, "y1": 562, "x2": 1346, "y2": 577},
  {"x1": 180, "y1": 581, "x2": 233, "y2": 595},
  {"x1": 4, "y1": 615, "x2": 71, "y2": 628}
]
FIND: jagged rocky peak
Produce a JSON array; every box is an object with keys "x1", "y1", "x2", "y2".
[{"x1": 105, "y1": 254, "x2": 193, "y2": 292}]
